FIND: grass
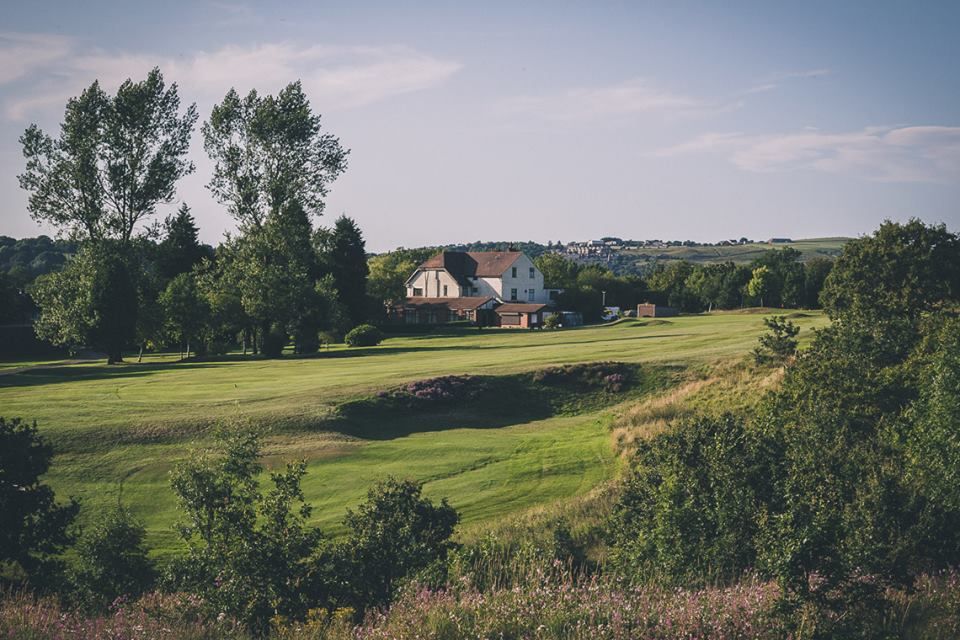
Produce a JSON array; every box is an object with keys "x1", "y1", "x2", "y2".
[{"x1": 0, "y1": 311, "x2": 828, "y2": 558}]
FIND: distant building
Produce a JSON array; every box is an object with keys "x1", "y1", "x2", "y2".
[
  {"x1": 495, "y1": 303, "x2": 550, "y2": 328},
  {"x1": 398, "y1": 250, "x2": 562, "y2": 327},
  {"x1": 768, "y1": 238, "x2": 793, "y2": 244},
  {"x1": 636, "y1": 303, "x2": 679, "y2": 318}
]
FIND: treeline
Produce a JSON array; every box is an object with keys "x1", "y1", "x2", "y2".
[
  {"x1": 0, "y1": 236, "x2": 76, "y2": 324},
  {"x1": 607, "y1": 219, "x2": 960, "y2": 635},
  {"x1": 529, "y1": 248, "x2": 831, "y2": 321},
  {"x1": 16, "y1": 69, "x2": 375, "y2": 362}
]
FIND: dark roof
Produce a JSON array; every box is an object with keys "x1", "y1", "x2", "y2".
[
  {"x1": 402, "y1": 296, "x2": 495, "y2": 311},
  {"x1": 419, "y1": 251, "x2": 524, "y2": 281},
  {"x1": 495, "y1": 303, "x2": 549, "y2": 314}
]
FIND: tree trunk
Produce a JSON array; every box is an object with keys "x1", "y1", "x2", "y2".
[
  {"x1": 186, "y1": 339, "x2": 190, "y2": 360},
  {"x1": 137, "y1": 342, "x2": 144, "y2": 363},
  {"x1": 242, "y1": 330, "x2": 248, "y2": 356}
]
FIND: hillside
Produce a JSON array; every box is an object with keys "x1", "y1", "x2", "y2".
[
  {"x1": 0, "y1": 312, "x2": 827, "y2": 556},
  {"x1": 619, "y1": 237, "x2": 850, "y2": 265}
]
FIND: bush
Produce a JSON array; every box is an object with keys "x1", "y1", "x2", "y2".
[
  {"x1": 68, "y1": 506, "x2": 154, "y2": 611},
  {"x1": 344, "y1": 324, "x2": 383, "y2": 347},
  {"x1": 337, "y1": 477, "x2": 459, "y2": 610},
  {"x1": 532, "y1": 362, "x2": 632, "y2": 392},
  {"x1": 261, "y1": 324, "x2": 288, "y2": 357}
]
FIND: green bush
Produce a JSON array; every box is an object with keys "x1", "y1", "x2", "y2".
[
  {"x1": 261, "y1": 325, "x2": 287, "y2": 357},
  {"x1": 68, "y1": 506, "x2": 154, "y2": 611},
  {"x1": 344, "y1": 324, "x2": 383, "y2": 347}
]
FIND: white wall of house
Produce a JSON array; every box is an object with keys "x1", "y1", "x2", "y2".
[
  {"x1": 406, "y1": 269, "x2": 462, "y2": 298},
  {"x1": 499, "y1": 254, "x2": 548, "y2": 303},
  {"x1": 405, "y1": 253, "x2": 553, "y2": 303}
]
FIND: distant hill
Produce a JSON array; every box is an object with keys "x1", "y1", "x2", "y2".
[{"x1": 620, "y1": 237, "x2": 851, "y2": 265}]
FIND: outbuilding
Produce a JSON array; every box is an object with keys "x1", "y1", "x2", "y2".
[{"x1": 495, "y1": 303, "x2": 550, "y2": 328}]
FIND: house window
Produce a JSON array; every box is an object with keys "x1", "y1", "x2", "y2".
[
  {"x1": 511, "y1": 267, "x2": 517, "y2": 278},
  {"x1": 510, "y1": 288, "x2": 518, "y2": 301},
  {"x1": 413, "y1": 287, "x2": 423, "y2": 297},
  {"x1": 443, "y1": 285, "x2": 448, "y2": 296},
  {"x1": 529, "y1": 267, "x2": 535, "y2": 279},
  {"x1": 528, "y1": 288, "x2": 535, "y2": 301}
]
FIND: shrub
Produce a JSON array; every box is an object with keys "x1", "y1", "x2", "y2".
[
  {"x1": 532, "y1": 362, "x2": 632, "y2": 392},
  {"x1": 68, "y1": 506, "x2": 155, "y2": 611},
  {"x1": 261, "y1": 324, "x2": 288, "y2": 357},
  {"x1": 0, "y1": 417, "x2": 79, "y2": 585},
  {"x1": 752, "y1": 315, "x2": 799, "y2": 364},
  {"x1": 338, "y1": 477, "x2": 459, "y2": 610},
  {"x1": 345, "y1": 324, "x2": 383, "y2": 347}
]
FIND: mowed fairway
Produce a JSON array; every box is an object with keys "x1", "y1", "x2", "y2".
[{"x1": 0, "y1": 311, "x2": 827, "y2": 556}]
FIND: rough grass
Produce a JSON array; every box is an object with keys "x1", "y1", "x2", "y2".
[{"x1": 0, "y1": 312, "x2": 828, "y2": 558}]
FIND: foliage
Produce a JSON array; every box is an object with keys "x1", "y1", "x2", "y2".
[
  {"x1": 68, "y1": 506, "x2": 154, "y2": 611},
  {"x1": 532, "y1": 361, "x2": 632, "y2": 392},
  {"x1": 157, "y1": 204, "x2": 212, "y2": 281},
  {"x1": 610, "y1": 415, "x2": 775, "y2": 584},
  {"x1": 19, "y1": 68, "x2": 197, "y2": 244},
  {"x1": 159, "y1": 271, "x2": 209, "y2": 358},
  {"x1": 344, "y1": 324, "x2": 383, "y2": 347},
  {"x1": 0, "y1": 417, "x2": 78, "y2": 585},
  {"x1": 746, "y1": 265, "x2": 773, "y2": 307},
  {"x1": 752, "y1": 315, "x2": 800, "y2": 364},
  {"x1": 821, "y1": 218, "x2": 960, "y2": 325},
  {"x1": 338, "y1": 477, "x2": 459, "y2": 609},
  {"x1": 316, "y1": 216, "x2": 369, "y2": 327},
  {"x1": 30, "y1": 242, "x2": 139, "y2": 362},
  {"x1": 203, "y1": 81, "x2": 347, "y2": 229},
  {"x1": 166, "y1": 427, "x2": 323, "y2": 633},
  {"x1": 366, "y1": 250, "x2": 428, "y2": 313}
]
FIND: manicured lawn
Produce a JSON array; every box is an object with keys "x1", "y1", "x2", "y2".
[{"x1": 0, "y1": 311, "x2": 827, "y2": 557}]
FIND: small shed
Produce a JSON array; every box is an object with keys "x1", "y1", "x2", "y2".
[
  {"x1": 495, "y1": 303, "x2": 550, "y2": 328},
  {"x1": 636, "y1": 303, "x2": 679, "y2": 318}
]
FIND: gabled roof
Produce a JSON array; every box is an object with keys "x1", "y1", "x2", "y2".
[{"x1": 418, "y1": 251, "x2": 524, "y2": 280}]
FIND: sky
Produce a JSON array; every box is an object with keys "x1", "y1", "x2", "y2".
[{"x1": 0, "y1": 1, "x2": 958, "y2": 251}]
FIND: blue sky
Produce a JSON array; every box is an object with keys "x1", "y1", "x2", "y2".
[{"x1": 0, "y1": 1, "x2": 957, "y2": 250}]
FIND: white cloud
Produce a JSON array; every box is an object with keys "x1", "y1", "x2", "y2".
[
  {"x1": 1, "y1": 37, "x2": 462, "y2": 119},
  {"x1": 0, "y1": 32, "x2": 73, "y2": 85},
  {"x1": 496, "y1": 78, "x2": 721, "y2": 121},
  {"x1": 657, "y1": 125, "x2": 960, "y2": 183}
]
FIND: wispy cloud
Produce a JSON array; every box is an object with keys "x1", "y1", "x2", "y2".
[
  {"x1": 1, "y1": 36, "x2": 463, "y2": 119},
  {"x1": 0, "y1": 32, "x2": 73, "y2": 85},
  {"x1": 657, "y1": 125, "x2": 960, "y2": 183},
  {"x1": 743, "y1": 68, "x2": 831, "y2": 95},
  {"x1": 496, "y1": 78, "x2": 729, "y2": 121}
]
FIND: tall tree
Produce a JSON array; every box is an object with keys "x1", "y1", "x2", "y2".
[
  {"x1": 31, "y1": 243, "x2": 139, "y2": 363},
  {"x1": 203, "y1": 82, "x2": 348, "y2": 229},
  {"x1": 19, "y1": 68, "x2": 197, "y2": 244},
  {"x1": 203, "y1": 82, "x2": 347, "y2": 351},
  {"x1": 317, "y1": 215, "x2": 369, "y2": 327},
  {"x1": 157, "y1": 204, "x2": 210, "y2": 281},
  {"x1": 19, "y1": 68, "x2": 197, "y2": 362}
]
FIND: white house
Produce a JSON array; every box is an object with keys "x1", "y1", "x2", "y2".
[{"x1": 405, "y1": 250, "x2": 558, "y2": 304}]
